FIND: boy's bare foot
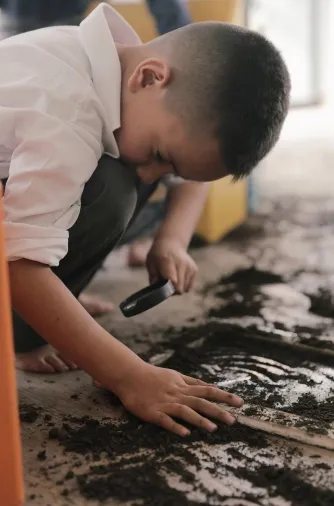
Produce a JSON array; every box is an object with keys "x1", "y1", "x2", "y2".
[
  {"x1": 78, "y1": 293, "x2": 114, "y2": 316},
  {"x1": 127, "y1": 238, "x2": 153, "y2": 268},
  {"x1": 16, "y1": 345, "x2": 78, "y2": 373}
]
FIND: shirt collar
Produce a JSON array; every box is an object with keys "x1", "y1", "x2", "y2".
[{"x1": 79, "y1": 3, "x2": 141, "y2": 157}]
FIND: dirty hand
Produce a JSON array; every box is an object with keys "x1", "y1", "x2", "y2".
[
  {"x1": 146, "y1": 237, "x2": 197, "y2": 293},
  {"x1": 115, "y1": 362, "x2": 243, "y2": 436}
]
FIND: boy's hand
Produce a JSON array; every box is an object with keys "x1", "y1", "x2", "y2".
[
  {"x1": 146, "y1": 237, "x2": 197, "y2": 293},
  {"x1": 115, "y1": 362, "x2": 243, "y2": 436}
]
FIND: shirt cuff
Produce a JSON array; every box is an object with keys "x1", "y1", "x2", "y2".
[
  {"x1": 162, "y1": 175, "x2": 185, "y2": 188},
  {"x1": 4, "y1": 221, "x2": 69, "y2": 267}
]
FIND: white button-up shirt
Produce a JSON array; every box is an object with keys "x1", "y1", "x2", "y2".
[{"x1": 0, "y1": 3, "x2": 150, "y2": 266}]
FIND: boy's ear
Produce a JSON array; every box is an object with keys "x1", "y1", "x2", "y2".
[{"x1": 128, "y1": 58, "x2": 171, "y2": 92}]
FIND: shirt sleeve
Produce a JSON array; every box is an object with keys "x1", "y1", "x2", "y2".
[{"x1": 3, "y1": 108, "x2": 102, "y2": 266}]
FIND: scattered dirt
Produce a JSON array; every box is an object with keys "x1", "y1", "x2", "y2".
[
  {"x1": 37, "y1": 450, "x2": 47, "y2": 461},
  {"x1": 285, "y1": 394, "x2": 334, "y2": 424},
  {"x1": 19, "y1": 404, "x2": 40, "y2": 423},
  {"x1": 207, "y1": 267, "x2": 282, "y2": 319},
  {"x1": 243, "y1": 407, "x2": 259, "y2": 417},
  {"x1": 206, "y1": 265, "x2": 334, "y2": 351},
  {"x1": 45, "y1": 415, "x2": 268, "y2": 504},
  {"x1": 234, "y1": 463, "x2": 334, "y2": 506},
  {"x1": 314, "y1": 463, "x2": 332, "y2": 471},
  {"x1": 158, "y1": 321, "x2": 334, "y2": 435},
  {"x1": 308, "y1": 288, "x2": 334, "y2": 318},
  {"x1": 218, "y1": 267, "x2": 285, "y2": 287},
  {"x1": 38, "y1": 411, "x2": 333, "y2": 505}
]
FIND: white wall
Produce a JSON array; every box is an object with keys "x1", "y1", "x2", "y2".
[{"x1": 324, "y1": 0, "x2": 334, "y2": 105}]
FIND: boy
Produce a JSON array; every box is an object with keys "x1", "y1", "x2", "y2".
[{"x1": 1, "y1": 3, "x2": 290, "y2": 436}]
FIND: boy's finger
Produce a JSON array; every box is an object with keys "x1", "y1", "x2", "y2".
[
  {"x1": 175, "y1": 264, "x2": 186, "y2": 293},
  {"x1": 146, "y1": 260, "x2": 159, "y2": 283},
  {"x1": 181, "y1": 374, "x2": 211, "y2": 386},
  {"x1": 185, "y1": 270, "x2": 195, "y2": 292},
  {"x1": 148, "y1": 270, "x2": 159, "y2": 285},
  {"x1": 186, "y1": 397, "x2": 236, "y2": 425},
  {"x1": 185, "y1": 385, "x2": 244, "y2": 407},
  {"x1": 159, "y1": 257, "x2": 178, "y2": 287},
  {"x1": 154, "y1": 411, "x2": 190, "y2": 437},
  {"x1": 166, "y1": 404, "x2": 218, "y2": 433}
]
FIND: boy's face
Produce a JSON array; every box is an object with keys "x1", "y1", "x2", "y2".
[{"x1": 116, "y1": 58, "x2": 224, "y2": 185}]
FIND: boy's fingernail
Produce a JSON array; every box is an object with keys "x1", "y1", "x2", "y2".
[
  {"x1": 228, "y1": 393, "x2": 244, "y2": 406},
  {"x1": 225, "y1": 413, "x2": 236, "y2": 425},
  {"x1": 208, "y1": 422, "x2": 218, "y2": 432},
  {"x1": 181, "y1": 428, "x2": 190, "y2": 437}
]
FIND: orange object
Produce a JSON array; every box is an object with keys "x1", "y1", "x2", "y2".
[{"x1": 0, "y1": 183, "x2": 24, "y2": 506}]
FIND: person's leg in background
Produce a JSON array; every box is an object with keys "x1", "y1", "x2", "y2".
[
  {"x1": 0, "y1": 0, "x2": 90, "y2": 38},
  {"x1": 10, "y1": 155, "x2": 158, "y2": 372},
  {"x1": 145, "y1": 0, "x2": 191, "y2": 35}
]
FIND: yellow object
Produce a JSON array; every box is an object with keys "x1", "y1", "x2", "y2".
[
  {"x1": 86, "y1": 1, "x2": 247, "y2": 242},
  {"x1": 196, "y1": 177, "x2": 247, "y2": 242}
]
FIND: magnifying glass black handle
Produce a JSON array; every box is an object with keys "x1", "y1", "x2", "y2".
[{"x1": 119, "y1": 278, "x2": 175, "y2": 317}]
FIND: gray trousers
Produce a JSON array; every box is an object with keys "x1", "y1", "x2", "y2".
[
  {"x1": 145, "y1": 0, "x2": 191, "y2": 35},
  {"x1": 9, "y1": 155, "x2": 158, "y2": 352}
]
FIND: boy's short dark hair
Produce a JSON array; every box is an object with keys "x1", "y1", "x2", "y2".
[{"x1": 159, "y1": 22, "x2": 291, "y2": 179}]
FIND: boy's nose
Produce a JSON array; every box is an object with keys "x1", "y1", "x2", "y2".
[{"x1": 136, "y1": 163, "x2": 169, "y2": 185}]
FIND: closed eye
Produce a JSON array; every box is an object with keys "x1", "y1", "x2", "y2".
[
  {"x1": 155, "y1": 151, "x2": 180, "y2": 177},
  {"x1": 155, "y1": 151, "x2": 165, "y2": 163}
]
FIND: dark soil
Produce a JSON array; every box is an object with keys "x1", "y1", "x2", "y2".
[
  {"x1": 157, "y1": 322, "x2": 334, "y2": 434},
  {"x1": 286, "y1": 394, "x2": 334, "y2": 424},
  {"x1": 206, "y1": 265, "x2": 334, "y2": 351},
  {"x1": 314, "y1": 463, "x2": 331, "y2": 471},
  {"x1": 47, "y1": 414, "x2": 269, "y2": 505},
  {"x1": 243, "y1": 407, "x2": 260, "y2": 417},
  {"x1": 234, "y1": 463, "x2": 334, "y2": 506},
  {"x1": 207, "y1": 267, "x2": 281, "y2": 319},
  {"x1": 42, "y1": 411, "x2": 334, "y2": 505},
  {"x1": 218, "y1": 267, "x2": 285, "y2": 287},
  {"x1": 29, "y1": 322, "x2": 334, "y2": 504},
  {"x1": 37, "y1": 450, "x2": 47, "y2": 461},
  {"x1": 19, "y1": 404, "x2": 40, "y2": 423},
  {"x1": 58, "y1": 414, "x2": 268, "y2": 461},
  {"x1": 308, "y1": 288, "x2": 334, "y2": 318}
]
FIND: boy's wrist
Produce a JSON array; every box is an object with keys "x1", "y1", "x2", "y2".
[
  {"x1": 154, "y1": 227, "x2": 189, "y2": 251},
  {"x1": 156, "y1": 182, "x2": 209, "y2": 250},
  {"x1": 94, "y1": 340, "x2": 147, "y2": 395}
]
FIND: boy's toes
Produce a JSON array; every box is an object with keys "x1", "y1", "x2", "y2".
[
  {"x1": 16, "y1": 345, "x2": 78, "y2": 374},
  {"x1": 79, "y1": 293, "x2": 114, "y2": 316},
  {"x1": 59, "y1": 355, "x2": 78, "y2": 370},
  {"x1": 43, "y1": 354, "x2": 69, "y2": 373},
  {"x1": 16, "y1": 353, "x2": 55, "y2": 373}
]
